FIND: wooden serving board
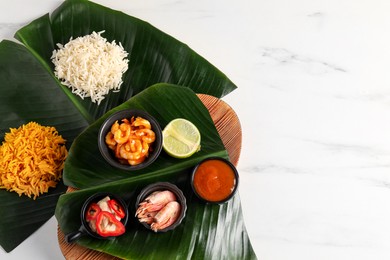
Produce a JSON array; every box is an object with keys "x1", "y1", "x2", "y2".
[{"x1": 57, "y1": 94, "x2": 242, "y2": 260}]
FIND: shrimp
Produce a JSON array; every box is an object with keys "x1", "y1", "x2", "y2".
[
  {"x1": 114, "y1": 123, "x2": 131, "y2": 144},
  {"x1": 121, "y1": 118, "x2": 131, "y2": 125},
  {"x1": 140, "y1": 141, "x2": 149, "y2": 154},
  {"x1": 133, "y1": 117, "x2": 151, "y2": 129},
  {"x1": 119, "y1": 139, "x2": 142, "y2": 160},
  {"x1": 105, "y1": 116, "x2": 155, "y2": 166},
  {"x1": 127, "y1": 142, "x2": 148, "y2": 165},
  {"x1": 130, "y1": 139, "x2": 142, "y2": 153},
  {"x1": 150, "y1": 201, "x2": 181, "y2": 232},
  {"x1": 135, "y1": 190, "x2": 176, "y2": 217},
  {"x1": 137, "y1": 210, "x2": 158, "y2": 224},
  {"x1": 115, "y1": 143, "x2": 122, "y2": 159},
  {"x1": 105, "y1": 132, "x2": 116, "y2": 150},
  {"x1": 110, "y1": 120, "x2": 120, "y2": 135},
  {"x1": 136, "y1": 129, "x2": 156, "y2": 143},
  {"x1": 128, "y1": 156, "x2": 146, "y2": 166}
]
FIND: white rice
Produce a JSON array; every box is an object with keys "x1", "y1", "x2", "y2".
[{"x1": 51, "y1": 31, "x2": 129, "y2": 105}]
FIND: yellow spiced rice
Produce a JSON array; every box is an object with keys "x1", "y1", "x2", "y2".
[{"x1": 0, "y1": 122, "x2": 68, "y2": 199}]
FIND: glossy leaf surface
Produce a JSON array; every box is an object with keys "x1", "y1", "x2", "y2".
[
  {"x1": 63, "y1": 84, "x2": 227, "y2": 189},
  {"x1": 15, "y1": 0, "x2": 237, "y2": 122},
  {"x1": 0, "y1": 0, "x2": 246, "y2": 255},
  {"x1": 0, "y1": 40, "x2": 86, "y2": 252},
  {"x1": 56, "y1": 84, "x2": 255, "y2": 259}
]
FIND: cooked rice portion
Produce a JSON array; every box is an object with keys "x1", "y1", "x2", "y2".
[
  {"x1": 0, "y1": 122, "x2": 68, "y2": 199},
  {"x1": 51, "y1": 31, "x2": 129, "y2": 105}
]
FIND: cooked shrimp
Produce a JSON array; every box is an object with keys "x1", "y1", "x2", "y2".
[
  {"x1": 110, "y1": 120, "x2": 120, "y2": 134},
  {"x1": 141, "y1": 141, "x2": 149, "y2": 155},
  {"x1": 114, "y1": 124, "x2": 131, "y2": 144},
  {"x1": 119, "y1": 139, "x2": 142, "y2": 160},
  {"x1": 137, "y1": 210, "x2": 158, "y2": 224},
  {"x1": 130, "y1": 139, "x2": 142, "y2": 153},
  {"x1": 126, "y1": 143, "x2": 149, "y2": 165},
  {"x1": 121, "y1": 118, "x2": 131, "y2": 125},
  {"x1": 135, "y1": 190, "x2": 176, "y2": 217},
  {"x1": 128, "y1": 156, "x2": 146, "y2": 166},
  {"x1": 105, "y1": 116, "x2": 156, "y2": 166},
  {"x1": 105, "y1": 132, "x2": 116, "y2": 149},
  {"x1": 115, "y1": 143, "x2": 122, "y2": 158},
  {"x1": 150, "y1": 201, "x2": 181, "y2": 232},
  {"x1": 136, "y1": 129, "x2": 156, "y2": 143},
  {"x1": 133, "y1": 117, "x2": 151, "y2": 129}
]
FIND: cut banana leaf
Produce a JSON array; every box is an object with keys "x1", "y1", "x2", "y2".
[
  {"x1": 57, "y1": 179, "x2": 256, "y2": 259},
  {"x1": 15, "y1": 0, "x2": 237, "y2": 122},
  {"x1": 56, "y1": 85, "x2": 256, "y2": 259},
  {"x1": 63, "y1": 84, "x2": 228, "y2": 189},
  {"x1": 0, "y1": 40, "x2": 88, "y2": 145},
  {"x1": 0, "y1": 40, "x2": 86, "y2": 252},
  {"x1": 0, "y1": 0, "x2": 241, "y2": 254},
  {"x1": 0, "y1": 183, "x2": 67, "y2": 253}
]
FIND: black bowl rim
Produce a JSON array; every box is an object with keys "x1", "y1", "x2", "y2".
[
  {"x1": 80, "y1": 192, "x2": 129, "y2": 239},
  {"x1": 135, "y1": 182, "x2": 187, "y2": 232},
  {"x1": 98, "y1": 109, "x2": 163, "y2": 171},
  {"x1": 191, "y1": 156, "x2": 239, "y2": 204}
]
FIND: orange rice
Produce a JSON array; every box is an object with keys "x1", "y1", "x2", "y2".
[{"x1": 0, "y1": 122, "x2": 68, "y2": 199}]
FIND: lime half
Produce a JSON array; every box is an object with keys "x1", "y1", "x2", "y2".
[{"x1": 162, "y1": 118, "x2": 201, "y2": 158}]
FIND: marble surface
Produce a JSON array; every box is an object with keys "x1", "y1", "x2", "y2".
[{"x1": 1, "y1": 0, "x2": 390, "y2": 259}]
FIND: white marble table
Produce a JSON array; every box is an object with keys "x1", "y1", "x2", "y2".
[{"x1": 1, "y1": 0, "x2": 390, "y2": 259}]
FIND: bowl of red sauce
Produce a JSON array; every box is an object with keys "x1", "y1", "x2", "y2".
[{"x1": 191, "y1": 157, "x2": 239, "y2": 204}]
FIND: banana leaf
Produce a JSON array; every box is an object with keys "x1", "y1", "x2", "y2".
[
  {"x1": 0, "y1": 0, "x2": 241, "y2": 253},
  {"x1": 63, "y1": 83, "x2": 229, "y2": 189},
  {"x1": 15, "y1": 0, "x2": 237, "y2": 123},
  {"x1": 57, "y1": 183, "x2": 254, "y2": 259},
  {"x1": 56, "y1": 84, "x2": 256, "y2": 259},
  {"x1": 0, "y1": 40, "x2": 87, "y2": 252}
]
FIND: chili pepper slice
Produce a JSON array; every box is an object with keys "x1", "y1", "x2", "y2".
[
  {"x1": 86, "y1": 203, "x2": 101, "y2": 221},
  {"x1": 108, "y1": 199, "x2": 126, "y2": 219},
  {"x1": 95, "y1": 211, "x2": 126, "y2": 237}
]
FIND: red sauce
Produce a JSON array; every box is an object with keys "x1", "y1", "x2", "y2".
[{"x1": 193, "y1": 159, "x2": 236, "y2": 202}]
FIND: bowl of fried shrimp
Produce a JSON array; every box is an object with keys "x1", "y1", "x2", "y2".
[{"x1": 98, "y1": 109, "x2": 163, "y2": 171}]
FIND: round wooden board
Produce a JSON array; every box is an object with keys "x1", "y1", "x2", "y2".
[{"x1": 57, "y1": 94, "x2": 242, "y2": 260}]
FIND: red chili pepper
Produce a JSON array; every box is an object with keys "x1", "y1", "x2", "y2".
[
  {"x1": 95, "y1": 211, "x2": 126, "y2": 237},
  {"x1": 108, "y1": 199, "x2": 126, "y2": 219},
  {"x1": 85, "y1": 203, "x2": 101, "y2": 221}
]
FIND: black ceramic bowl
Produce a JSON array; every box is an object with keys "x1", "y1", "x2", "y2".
[
  {"x1": 191, "y1": 157, "x2": 239, "y2": 204},
  {"x1": 98, "y1": 109, "x2": 163, "y2": 171},
  {"x1": 135, "y1": 182, "x2": 187, "y2": 232},
  {"x1": 65, "y1": 192, "x2": 129, "y2": 243}
]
